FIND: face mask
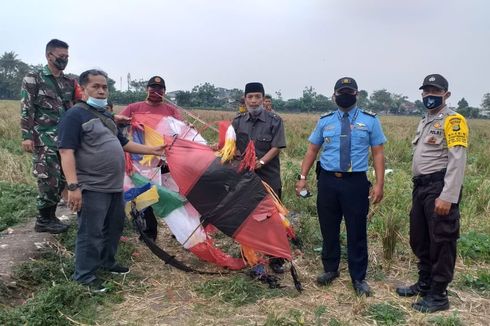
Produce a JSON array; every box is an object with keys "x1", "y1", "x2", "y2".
[
  {"x1": 147, "y1": 89, "x2": 164, "y2": 103},
  {"x1": 335, "y1": 93, "x2": 357, "y2": 109},
  {"x1": 247, "y1": 105, "x2": 264, "y2": 117},
  {"x1": 423, "y1": 95, "x2": 444, "y2": 110},
  {"x1": 87, "y1": 96, "x2": 108, "y2": 110},
  {"x1": 52, "y1": 56, "x2": 68, "y2": 70}
]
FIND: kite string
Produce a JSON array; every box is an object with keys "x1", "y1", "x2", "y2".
[{"x1": 162, "y1": 96, "x2": 219, "y2": 133}]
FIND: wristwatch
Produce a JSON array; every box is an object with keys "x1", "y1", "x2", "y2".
[
  {"x1": 67, "y1": 183, "x2": 81, "y2": 191},
  {"x1": 297, "y1": 174, "x2": 307, "y2": 180},
  {"x1": 259, "y1": 159, "x2": 266, "y2": 166}
]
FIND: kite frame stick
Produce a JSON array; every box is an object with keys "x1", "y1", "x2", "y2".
[{"x1": 162, "y1": 97, "x2": 219, "y2": 133}]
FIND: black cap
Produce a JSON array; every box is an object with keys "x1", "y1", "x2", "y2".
[
  {"x1": 334, "y1": 77, "x2": 358, "y2": 91},
  {"x1": 245, "y1": 82, "x2": 265, "y2": 95},
  {"x1": 147, "y1": 76, "x2": 166, "y2": 89},
  {"x1": 419, "y1": 74, "x2": 448, "y2": 91}
]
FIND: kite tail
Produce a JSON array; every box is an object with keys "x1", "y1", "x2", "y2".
[
  {"x1": 290, "y1": 263, "x2": 303, "y2": 292},
  {"x1": 219, "y1": 124, "x2": 237, "y2": 163},
  {"x1": 262, "y1": 181, "x2": 289, "y2": 216},
  {"x1": 241, "y1": 244, "x2": 261, "y2": 266},
  {"x1": 238, "y1": 140, "x2": 256, "y2": 172},
  {"x1": 125, "y1": 152, "x2": 135, "y2": 175}
]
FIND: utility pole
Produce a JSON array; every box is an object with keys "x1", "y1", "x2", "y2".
[{"x1": 127, "y1": 73, "x2": 131, "y2": 91}]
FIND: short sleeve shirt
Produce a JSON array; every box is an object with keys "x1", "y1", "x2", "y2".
[
  {"x1": 120, "y1": 101, "x2": 182, "y2": 120},
  {"x1": 58, "y1": 104, "x2": 129, "y2": 192},
  {"x1": 308, "y1": 107, "x2": 386, "y2": 172}
]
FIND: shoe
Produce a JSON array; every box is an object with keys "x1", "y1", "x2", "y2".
[
  {"x1": 396, "y1": 281, "x2": 430, "y2": 297},
  {"x1": 35, "y1": 218, "x2": 69, "y2": 234},
  {"x1": 105, "y1": 264, "x2": 129, "y2": 275},
  {"x1": 316, "y1": 271, "x2": 340, "y2": 285},
  {"x1": 269, "y1": 258, "x2": 285, "y2": 274},
  {"x1": 353, "y1": 280, "x2": 372, "y2": 297},
  {"x1": 85, "y1": 279, "x2": 107, "y2": 293},
  {"x1": 412, "y1": 292, "x2": 449, "y2": 313}
]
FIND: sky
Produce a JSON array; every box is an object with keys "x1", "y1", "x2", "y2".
[{"x1": 1, "y1": 0, "x2": 489, "y2": 106}]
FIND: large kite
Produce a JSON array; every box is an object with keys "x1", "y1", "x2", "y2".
[{"x1": 123, "y1": 111, "x2": 301, "y2": 290}]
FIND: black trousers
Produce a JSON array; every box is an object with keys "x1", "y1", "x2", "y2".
[
  {"x1": 410, "y1": 179, "x2": 460, "y2": 284},
  {"x1": 317, "y1": 170, "x2": 370, "y2": 282}
]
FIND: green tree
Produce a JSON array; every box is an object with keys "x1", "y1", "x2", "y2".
[
  {"x1": 357, "y1": 90, "x2": 369, "y2": 109},
  {"x1": 175, "y1": 91, "x2": 193, "y2": 107},
  {"x1": 369, "y1": 89, "x2": 394, "y2": 113},
  {"x1": 0, "y1": 51, "x2": 30, "y2": 99},
  {"x1": 129, "y1": 79, "x2": 147, "y2": 92},
  {"x1": 457, "y1": 98, "x2": 469, "y2": 110},
  {"x1": 191, "y1": 82, "x2": 223, "y2": 107}
]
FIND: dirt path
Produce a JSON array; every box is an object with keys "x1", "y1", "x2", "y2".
[{"x1": 0, "y1": 207, "x2": 74, "y2": 284}]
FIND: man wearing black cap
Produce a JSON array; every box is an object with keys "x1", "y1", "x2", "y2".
[
  {"x1": 232, "y1": 82, "x2": 286, "y2": 273},
  {"x1": 295, "y1": 77, "x2": 386, "y2": 296},
  {"x1": 396, "y1": 74, "x2": 468, "y2": 313},
  {"x1": 120, "y1": 76, "x2": 182, "y2": 241},
  {"x1": 120, "y1": 76, "x2": 182, "y2": 119}
]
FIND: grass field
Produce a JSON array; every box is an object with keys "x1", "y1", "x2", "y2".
[{"x1": 0, "y1": 100, "x2": 489, "y2": 325}]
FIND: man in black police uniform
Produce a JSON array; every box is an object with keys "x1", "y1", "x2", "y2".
[
  {"x1": 396, "y1": 74, "x2": 468, "y2": 313},
  {"x1": 295, "y1": 77, "x2": 386, "y2": 296},
  {"x1": 232, "y1": 82, "x2": 286, "y2": 273}
]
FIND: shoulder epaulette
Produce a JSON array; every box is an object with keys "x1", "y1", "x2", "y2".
[
  {"x1": 234, "y1": 112, "x2": 246, "y2": 119},
  {"x1": 320, "y1": 112, "x2": 334, "y2": 119},
  {"x1": 361, "y1": 109, "x2": 377, "y2": 117}
]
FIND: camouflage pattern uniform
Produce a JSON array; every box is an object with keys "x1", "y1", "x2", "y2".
[{"x1": 20, "y1": 65, "x2": 78, "y2": 210}]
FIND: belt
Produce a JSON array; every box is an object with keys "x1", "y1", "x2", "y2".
[
  {"x1": 412, "y1": 169, "x2": 446, "y2": 186},
  {"x1": 323, "y1": 171, "x2": 366, "y2": 178}
]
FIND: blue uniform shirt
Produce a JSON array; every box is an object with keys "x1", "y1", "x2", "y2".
[{"x1": 308, "y1": 107, "x2": 386, "y2": 172}]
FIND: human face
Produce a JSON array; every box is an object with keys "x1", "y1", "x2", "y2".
[
  {"x1": 264, "y1": 98, "x2": 272, "y2": 111},
  {"x1": 245, "y1": 92, "x2": 263, "y2": 109},
  {"x1": 47, "y1": 48, "x2": 69, "y2": 70},
  {"x1": 421, "y1": 86, "x2": 446, "y2": 97},
  {"x1": 82, "y1": 74, "x2": 108, "y2": 99},
  {"x1": 334, "y1": 88, "x2": 357, "y2": 96}
]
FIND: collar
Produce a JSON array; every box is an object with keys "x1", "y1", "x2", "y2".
[
  {"x1": 336, "y1": 107, "x2": 358, "y2": 120},
  {"x1": 42, "y1": 65, "x2": 64, "y2": 77},
  {"x1": 246, "y1": 108, "x2": 266, "y2": 122},
  {"x1": 425, "y1": 105, "x2": 448, "y2": 123}
]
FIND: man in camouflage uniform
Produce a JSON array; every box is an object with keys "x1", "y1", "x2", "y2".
[
  {"x1": 396, "y1": 74, "x2": 468, "y2": 313},
  {"x1": 20, "y1": 39, "x2": 81, "y2": 233}
]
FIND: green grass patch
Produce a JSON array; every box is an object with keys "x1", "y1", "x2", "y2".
[
  {"x1": 264, "y1": 309, "x2": 305, "y2": 326},
  {"x1": 459, "y1": 270, "x2": 490, "y2": 295},
  {"x1": 13, "y1": 251, "x2": 74, "y2": 287},
  {"x1": 366, "y1": 302, "x2": 406, "y2": 325},
  {"x1": 0, "y1": 181, "x2": 37, "y2": 231},
  {"x1": 458, "y1": 231, "x2": 490, "y2": 263},
  {"x1": 428, "y1": 312, "x2": 463, "y2": 326},
  {"x1": 1, "y1": 216, "x2": 139, "y2": 324},
  {"x1": 195, "y1": 275, "x2": 287, "y2": 306}
]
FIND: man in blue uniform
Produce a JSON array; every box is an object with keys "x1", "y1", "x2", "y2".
[{"x1": 295, "y1": 77, "x2": 386, "y2": 296}]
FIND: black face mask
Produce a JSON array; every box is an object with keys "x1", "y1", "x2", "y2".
[
  {"x1": 51, "y1": 54, "x2": 68, "y2": 70},
  {"x1": 335, "y1": 93, "x2": 357, "y2": 108}
]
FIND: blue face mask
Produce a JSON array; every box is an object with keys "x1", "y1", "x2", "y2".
[
  {"x1": 87, "y1": 96, "x2": 108, "y2": 110},
  {"x1": 423, "y1": 95, "x2": 443, "y2": 110}
]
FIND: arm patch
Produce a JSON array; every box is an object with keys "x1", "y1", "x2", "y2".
[{"x1": 444, "y1": 114, "x2": 468, "y2": 148}]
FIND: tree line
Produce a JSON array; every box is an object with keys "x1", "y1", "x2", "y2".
[{"x1": 1, "y1": 51, "x2": 489, "y2": 117}]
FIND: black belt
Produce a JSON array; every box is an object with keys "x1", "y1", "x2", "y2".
[
  {"x1": 412, "y1": 169, "x2": 446, "y2": 186},
  {"x1": 323, "y1": 170, "x2": 366, "y2": 178}
]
